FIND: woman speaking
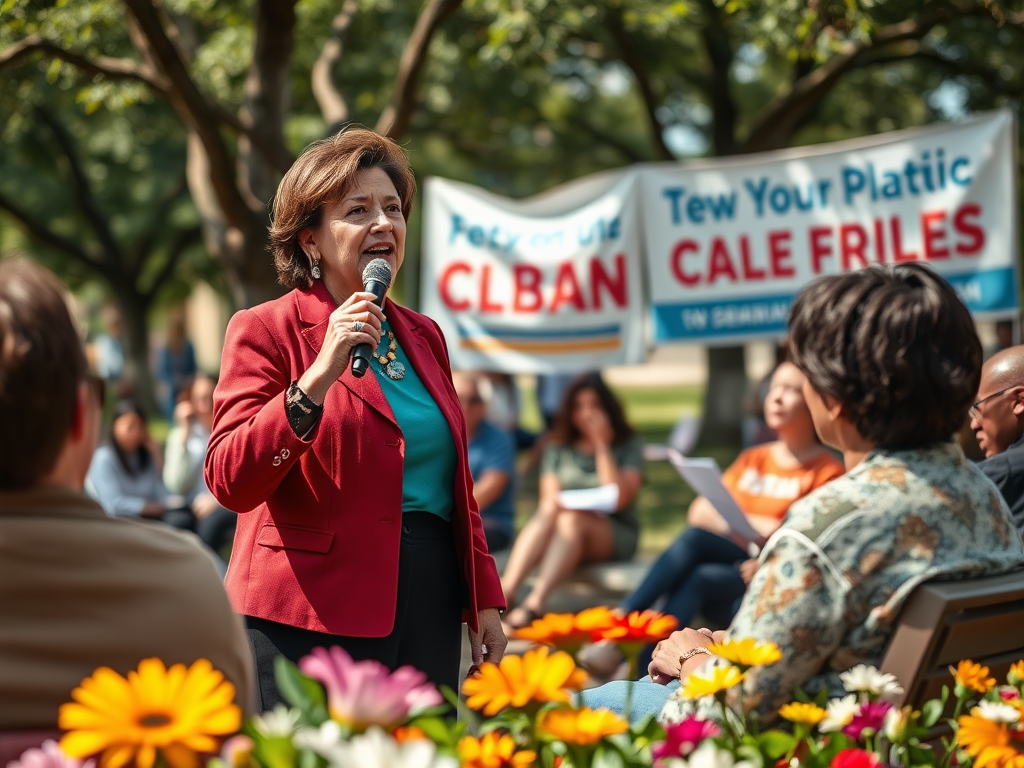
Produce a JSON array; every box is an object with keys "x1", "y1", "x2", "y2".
[{"x1": 205, "y1": 129, "x2": 506, "y2": 709}]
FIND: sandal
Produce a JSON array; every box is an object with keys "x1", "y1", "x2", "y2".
[{"x1": 503, "y1": 606, "x2": 541, "y2": 630}]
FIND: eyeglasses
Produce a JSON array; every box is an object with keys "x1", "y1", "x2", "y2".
[{"x1": 969, "y1": 385, "x2": 1020, "y2": 420}]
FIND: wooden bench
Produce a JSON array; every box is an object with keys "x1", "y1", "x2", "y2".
[{"x1": 881, "y1": 569, "x2": 1024, "y2": 710}]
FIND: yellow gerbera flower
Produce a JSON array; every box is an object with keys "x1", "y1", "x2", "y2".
[
  {"x1": 457, "y1": 731, "x2": 537, "y2": 768},
  {"x1": 537, "y1": 707, "x2": 628, "y2": 745},
  {"x1": 952, "y1": 660, "x2": 998, "y2": 694},
  {"x1": 707, "y1": 638, "x2": 782, "y2": 669},
  {"x1": 957, "y1": 714, "x2": 1024, "y2": 768},
  {"x1": 778, "y1": 702, "x2": 828, "y2": 726},
  {"x1": 59, "y1": 658, "x2": 241, "y2": 768},
  {"x1": 461, "y1": 647, "x2": 587, "y2": 716},
  {"x1": 1008, "y1": 661, "x2": 1024, "y2": 687},
  {"x1": 680, "y1": 665, "x2": 745, "y2": 699}
]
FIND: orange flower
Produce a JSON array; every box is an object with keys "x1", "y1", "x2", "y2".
[
  {"x1": 590, "y1": 610, "x2": 678, "y2": 646},
  {"x1": 457, "y1": 732, "x2": 537, "y2": 768},
  {"x1": 537, "y1": 707, "x2": 628, "y2": 745},
  {"x1": 392, "y1": 726, "x2": 427, "y2": 743},
  {"x1": 515, "y1": 607, "x2": 620, "y2": 649},
  {"x1": 952, "y1": 660, "x2": 998, "y2": 694},
  {"x1": 461, "y1": 647, "x2": 587, "y2": 716},
  {"x1": 957, "y1": 714, "x2": 1024, "y2": 768}
]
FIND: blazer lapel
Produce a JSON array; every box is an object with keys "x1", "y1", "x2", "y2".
[
  {"x1": 390, "y1": 304, "x2": 465, "y2": 448},
  {"x1": 296, "y1": 284, "x2": 397, "y2": 427}
]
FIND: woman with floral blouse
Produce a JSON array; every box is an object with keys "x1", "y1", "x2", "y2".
[{"x1": 584, "y1": 263, "x2": 1024, "y2": 724}]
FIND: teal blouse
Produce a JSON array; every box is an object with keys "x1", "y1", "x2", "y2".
[{"x1": 371, "y1": 319, "x2": 457, "y2": 520}]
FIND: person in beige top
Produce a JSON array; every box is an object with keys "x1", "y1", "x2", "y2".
[{"x1": 0, "y1": 259, "x2": 254, "y2": 735}]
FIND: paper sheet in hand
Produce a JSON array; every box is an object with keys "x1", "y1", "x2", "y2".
[
  {"x1": 667, "y1": 450, "x2": 760, "y2": 545},
  {"x1": 556, "y1": 483, "x2": 619, "y2": 514}
]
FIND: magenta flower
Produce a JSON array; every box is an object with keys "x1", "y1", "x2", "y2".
[
  {"x1": 999, "y1": 686, "x2": 1022, "y2": 701},
  {"x1": 842, "y1": 701, "x2": 894, "y2": 740},
  {"x1": 299, "y1": 646, "x2": 443, "y2": 730},
  {"x1": 8, "y1": 741, "x2": 94, "y2": 768},
  {"x1": 652, "y1": 717, "x2": 720, "y2": 760}
]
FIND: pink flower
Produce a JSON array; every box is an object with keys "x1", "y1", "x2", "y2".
[
  {"x1": 999, "y1": 686, "x2": 1022, "y2": 701},
  {"x1": 842, "y1": 701, "x2": 893, "y2": 740},
  {"x1": 299, "y1": 646, "x2": 443, "y2": 730},
  {"x1": 830, "y1": 748, "x2": 881, "y2": 768},
  {"x1": 652, "y1": 717, "x2": 720, "y2": 760},
  {"x1": 7, "y1": 741, "x2": 94, "y2": 768}
]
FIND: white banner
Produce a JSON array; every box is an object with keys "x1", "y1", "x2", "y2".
[
  {"x1": 642, "y1": 110, "x2": 1019, "y2": 344},
  {"x1": 421, "y1": 172, "x2": 647, "y2": 372}
]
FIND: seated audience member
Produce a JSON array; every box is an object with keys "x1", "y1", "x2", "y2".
[
  {"x1": 582, "y1": 263, "x2": 1024, "y2": 724},
  {"x1": 481, "y1": 371, "x2": 537, "y2": 451},
  {"x1": 85, "y1": 399, "x2": 192, "y2": 530},
  {"x1": 454, "y1": 371, "x2": 517, "y2": 552},
  {"x1": 164, "y1": 373, "x2": 237, "y2": 552},
  {"x1": 587, "y1": 362, "x2": 843, "y2": 673},
  {"x1": 501, "y1": 374, "x2": 643, "y2": 628},
  {"x1": 971, "y1": 345, "x2": 1024, "y2": 534},
  {"x1": 0, "y1": 259, "x2": 252, "y2": 735}
]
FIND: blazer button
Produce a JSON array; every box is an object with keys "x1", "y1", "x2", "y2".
[
  {"x1": 272, "y1": 455, "x2": 282, "y2": 466},
  {"x1": 280, "y1": 448, "x2": 290, "y2": 460}
]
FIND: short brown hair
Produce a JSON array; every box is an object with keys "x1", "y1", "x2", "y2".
[
  {"x1": 0, "y1": 258, "x2": 88, "y2": 488},
  {"x1": 788, "y1": 263, "x2": 981, "y2": 450},
  {"x1": 269, "y1": 128, "x2": 416, "y2": 289},
  {"x1": 549, "y1": 374, "x2": 636, "y2": 447}
]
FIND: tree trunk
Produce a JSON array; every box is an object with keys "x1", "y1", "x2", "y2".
[
  {"x1": 115, "y1": 291, "x2": 160, "y2": 417},
  {"x1": 698, "y1": 345, "x2": 747, "y2": 449}
]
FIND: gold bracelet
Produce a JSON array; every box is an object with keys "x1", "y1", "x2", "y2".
[{"x1": 679, "y1": 647, "x2": 712, "y2": 665}]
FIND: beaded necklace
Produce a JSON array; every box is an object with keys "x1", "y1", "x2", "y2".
[{"x1": 373, "y1": 330, "x2": 405, "y2": 380}]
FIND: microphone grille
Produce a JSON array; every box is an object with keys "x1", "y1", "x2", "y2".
[{"x1": 362, "y1": 258, "x2": 393, "y2": 288}]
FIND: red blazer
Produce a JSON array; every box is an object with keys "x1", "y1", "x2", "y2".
[{"x1": 204, "y1": 282, "x2": 505, "y2": 636}]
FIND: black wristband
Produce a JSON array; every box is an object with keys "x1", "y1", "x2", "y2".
[{"x1": 285, "y1": 381, "x2": 323, "y2": 438}]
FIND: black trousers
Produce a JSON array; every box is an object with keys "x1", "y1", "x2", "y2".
[{"x1": 246, "y1": 512, "x2": 464, "y2": 712}]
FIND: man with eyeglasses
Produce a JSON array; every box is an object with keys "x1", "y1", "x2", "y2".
[
  {"x1": 0, "y1": 259, "x2": 253, "y2": 742},
  {"x1": 972, "y1": 344, "x2": 1024, "y2": 534}
]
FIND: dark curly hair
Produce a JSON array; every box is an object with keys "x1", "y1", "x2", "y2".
[
  {"x1": 548, "y1": 374, "x2": 636, "y2": 448},
  {"x1": 787, "y1": 263, "x2": 981, "y2": 450}
]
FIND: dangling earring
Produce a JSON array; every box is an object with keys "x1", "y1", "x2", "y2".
[{"x1": 311, "y1": 257, "x2": 322, "y2": 280}]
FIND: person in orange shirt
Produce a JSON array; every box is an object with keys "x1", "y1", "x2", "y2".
[{"x1": 619, "y1": 362, "x2": 844, "y2": 666}]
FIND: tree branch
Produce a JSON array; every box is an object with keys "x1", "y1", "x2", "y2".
[
  {"x1": 237, "y1": 0, "x2": 298, "y2": 204},
  {"x1": 121, "y1": 0, "x2": 254, "y2": 225},
  {"x1": 741, "y1": 10, "x2": 963, "y2": 153},
  {"x1": 0, "y1": 35, "x2": 170, "y2": 93},
  {"x1": 603, "y1": 6, "x2": 673, "y2": 161},
  {"x1": 375, "y1": 0, "x2": 464, "y2": 139},
  {"x1": 143, "y1": 224, "x2": 202, "y2": 302},
  {"x1": 571, "y1": 115, "x2": 647, "y2": 163},
  {"x1": 36, "y1": 107, "x2": 124, "y2": 269},
  {"x1": 131, "y1": 175, "x2": 189, "y2": 268},
  {"x1": 312, "y1": 0, "x2": 358, "y2": 130},
  {"x1": 697, "y1": 0, "x2": 738, "y2": 156},
  {"x1": 0, "y1": 191, "x2": 102, "y2": 271}
]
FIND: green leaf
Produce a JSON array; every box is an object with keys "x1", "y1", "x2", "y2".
[
  {"x1": 274, "y1": 656, "x2": 327, "y2": 723},
  {"x1": 592, "y1": 744, "x2": 626, "y2": 768},
  {"x1": 921, "y1": 699, "x2": 944, "y2": 728},
  {"x1": 758, "y1": 730, "x2": 798, "y2": 759}
]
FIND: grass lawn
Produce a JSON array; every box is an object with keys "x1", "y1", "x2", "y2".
[{"x1": 513, "y1": 383, "x2": 740, "y2": 555}]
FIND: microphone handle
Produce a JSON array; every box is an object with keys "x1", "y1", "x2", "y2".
[{"x1": 350, "y1": 279, "x2": 389, "y2": 379}]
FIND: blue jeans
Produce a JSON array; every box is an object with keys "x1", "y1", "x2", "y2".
[
  {"x1": 623, "y1": 527, "x2": 748, "y2": 668},
  {"x1": 579, "y1": 676, "x2": 679, "y2": 725}
]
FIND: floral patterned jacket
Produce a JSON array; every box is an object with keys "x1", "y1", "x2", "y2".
[{"x1": 661, "y1": 443, "x2": 1024, "y2": 724}]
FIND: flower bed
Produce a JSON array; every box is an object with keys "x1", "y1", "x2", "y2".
[{"x1": 11, "y1": 608, "x2": 1024, "y2": 768}]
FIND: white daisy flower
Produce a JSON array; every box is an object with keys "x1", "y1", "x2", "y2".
[
  {"x1": 839, "y1": 665, "x2": 905, "y2": 701},
  {"x1": 820, "y1": 694, "x2": 860, "y2": 733},
  {"x1": 972, "y1": 700, "x2": 1021, "y2": 724},
  {"x1": 252, "y1": 704, "x2": 302, "y2": 737}
]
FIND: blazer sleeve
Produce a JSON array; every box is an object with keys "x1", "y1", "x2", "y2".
[
  {"x1": 426, "y1": 316, "x2": 506, "y2": 614},
  {"x1": 204, "y1": 308, "x2": 317, "y2": 513}
]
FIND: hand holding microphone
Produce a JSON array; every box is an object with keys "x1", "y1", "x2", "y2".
[
  {"x1": 297, "y1": 258, "x2": 393, "y2": 403},
  {"x1": 350, "y1": 259, "x2": 393, "y2": 378}
]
